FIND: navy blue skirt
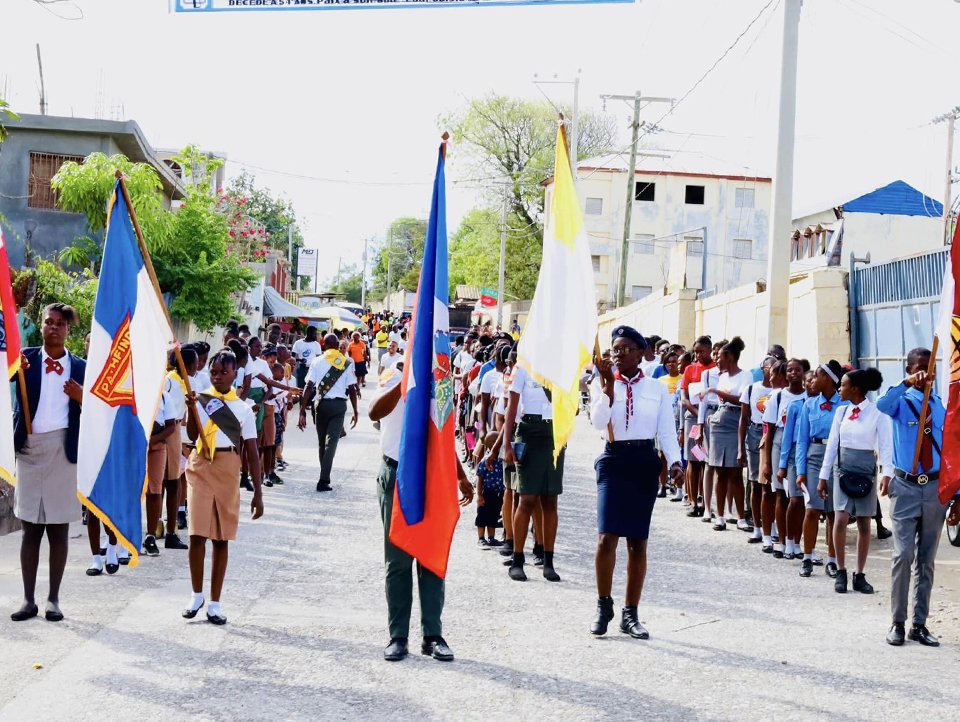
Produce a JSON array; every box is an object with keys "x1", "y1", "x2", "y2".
[{"x1": 595, "y1": 442, "x2": 660, "y2": 539}]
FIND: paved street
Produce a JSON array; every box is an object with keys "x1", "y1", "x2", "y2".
[{"x1": 2, "y1": 394, "x2": 960, "y2": 721}]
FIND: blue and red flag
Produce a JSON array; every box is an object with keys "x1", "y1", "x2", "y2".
[{"x1": 390, "y1": 137, "x2": 460, "y2": 579}]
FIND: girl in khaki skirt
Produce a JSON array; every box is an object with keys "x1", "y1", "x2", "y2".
[{"x1": 182, "y1": 349, "x2": 263, "y2": 625}]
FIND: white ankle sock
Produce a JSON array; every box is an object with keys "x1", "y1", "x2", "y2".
[
  {"x1": 752, "y1": 528, "x2": 762, "y2": 539},
  {"x1": 90, "y1": 554, "x2": 103, "y2": 569},
  {"x1": 189, "y1": 592, "x2": 204, "y2": 611},
  {"x1": 208, "y1": 600, "x2": 221, "y2": 616},
  {"x1": 771, "y1": 522, "x2": 779, "y2": 536},
  {"x1": 827, "y1": 556, "x2": 837, "y2": 565},
  {"x1": 803, "y1": 553, "x2": 812, "y2": 561},
  {"x1": 774, "y1": 543, "x2": 784, "y2": 552},
  {"x1": 178, "y1": 505, "x2": 186, "y2": 512},
  {"x1": 762, "y1": 535, "x2": 772, "y2": 546},
  {"x1": 106, "y1": 544, "x2": 118, "y2": 565}
]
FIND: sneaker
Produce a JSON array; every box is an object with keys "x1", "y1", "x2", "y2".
[
  {"x1": 142, "y1": 536, "x2": 160, "y2": 557},
  {"x1": 486, "y1": 538, "x2": 504, "y2": 548},
  {"x1": 240, "y1": 473, "x2": 254, "y2": 492},
  {"x1": 670, "y1": 489, "x2": 684, "y2": 503},
  {"x1": 276, "y1": 460, "x2": 287, "y2": 471},
  {"x1": 268, "y1": 472, "x2": 284, "y2": 486},
  {"x1": 656, "y1": 487, "x2": 667, "y2": 498},
  {"x1": 164, "y1": 532, "x2": 188, "y2": 550},
  {"x1": 477, "y1": 538, "x2": 490, "y2": 549},
  {"x1": 799, "y1": 559, "x2": 813, "y2": 577}
]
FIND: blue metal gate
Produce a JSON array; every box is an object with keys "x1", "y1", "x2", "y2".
[{"x1": 850, "y1": 248, "x2": 947, "y2": 391}]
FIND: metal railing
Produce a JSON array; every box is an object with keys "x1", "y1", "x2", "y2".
[{"x1": 854, "y1": 248, "x2": 948, "y2": 307}]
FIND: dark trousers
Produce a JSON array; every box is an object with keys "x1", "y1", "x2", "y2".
[
  {"x1": 377, "y1": 458, "x2": 444, "y2": 639},
  {"x1": 315, "y1": 398, "x2": 347, "y2": 483}
]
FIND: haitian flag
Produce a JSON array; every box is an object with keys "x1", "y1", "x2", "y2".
[
  {"x1": 938, "y1": 218, "x2": 960, "y2": 503},
  {"x1": 390, "y1": 137, "x2": 459, "y2": 579},
  {"x1": 77, "y1": 180, "x2": 174, "y2": 565},
  {"x1": 0, "y1": 232, "x2": 21, "y2": 485}
]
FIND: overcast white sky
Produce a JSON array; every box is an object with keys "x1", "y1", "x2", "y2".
[{"x1": 2, "y1": 0, "x2": 958, "y2": 285}]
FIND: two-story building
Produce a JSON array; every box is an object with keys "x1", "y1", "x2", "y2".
[
  {"x1": 543, "y1": 153, "x2": 772, "y2": 310},
  {"x1": 0, "y1": 114, "x2": 185, "y2": 267}
]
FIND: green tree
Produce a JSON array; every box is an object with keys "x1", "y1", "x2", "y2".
[
  {"x1": 326, "y1": 264, "x2": 364, "y2": 305},
  {"x1": 16, "y1": 260, "x2": 97, "y2": 355},
  {"x1": 0, "y1": 97, "x2": 18, "y2": 144},
  {"x1": 51, "y1": 149, "x2": 256, "y2": 331},
  {"x1": 223, "y1": 170, "x2": 303, "y2": 258},
  {"x1": 448, "y1": 207, "x2": 541, "y2": 300},
  {"x1": 370, "y1": 217, "x2": 427, "y2": 295},
  {"x1": 443, "y1": 95, "x2": 616, "y2": 229}
]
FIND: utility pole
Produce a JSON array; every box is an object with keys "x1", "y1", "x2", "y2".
[
  {"x1": 600, "y1": 91, "x2": 675, "y2": 307},
  {"x1": 386, "y1": 226, "x2": 393, "y2": 313},
  {"x1": 497, "y1": 186, "x2": 508, "y2": 328},
  {"x1": 35, "y1": 44, "x2": 47, "y2": 115},
  {"x1": 287, "y1": 224, "x2": 295, "y2": 294},
  {"x1": 933, "y1": 105, "x2": 960, "y2": 244},
  {"x1": 533, "y1": 71, "x2": 581, "y2": 180},
  {"x1": 764, "y1": 0, "x2": 802, "y2": 350},
  {"x1": 361, "y1": 238, "x2": 368, "y2": 310}
]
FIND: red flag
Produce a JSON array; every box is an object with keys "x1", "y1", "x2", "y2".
[
  {"x1": 939, "y1": 219, "x2": 960, "y2": 503},
  {"x1": 0, "y1": 233, "x2": 21, "y2": 375}
]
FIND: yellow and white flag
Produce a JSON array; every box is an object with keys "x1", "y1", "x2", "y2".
[{"x1": 517, "y1": 125, "x2": 598, "y2": 456}]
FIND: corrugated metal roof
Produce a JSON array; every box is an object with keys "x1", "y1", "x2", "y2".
[
  {"x1": 455, "y1": 285, "x2": 481, "y2": 301},
  {"x1": 842, "y1": 180, "x2": 943, "y2": 217}
]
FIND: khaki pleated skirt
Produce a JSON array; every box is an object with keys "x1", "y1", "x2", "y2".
[{"x1": 186, "y1": 449, "x2": 241, "y2": 541}]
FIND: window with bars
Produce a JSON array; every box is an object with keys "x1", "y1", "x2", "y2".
[
  {"x1": 631, "y1": 285, "x2": 653, "y2": 301},
  {"x1": 735, "y1": 188, "x2": 755, "y2": 209},
  {"x1": 592, "y1": 255, "x2": 602, "y2": 272},
  {"x1": 27, "y1": 152, "x2": 84, "y2": 210},
  {"x1": 585, "y1": 197, "x2": 603, "y2": 215}
]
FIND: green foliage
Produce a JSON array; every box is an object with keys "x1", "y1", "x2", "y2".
[
  {"x1": 17, "y1": 260, "x2": 97, "y2": 355},
  {"x1": 370, "y1": 217, "x2": 427, "y2": 295},
  {"x1": 448, "y1": 207, "x2": 541, "y2": 301},
  {"x1": 0, "y1": 97, "x2": 19, "y2": 144},
  {"x1": 326, "y1": 264, "x2": 364, "y2": 305},
  {"x1": 223, "y1": 170, "x2": 302, "y2": 257},
  {"x1": 51, "y1": 153, "x2": 172, "y2": 253},
  {"x1": 58, "y1": 236, "x2": 102, "y2": 272}
]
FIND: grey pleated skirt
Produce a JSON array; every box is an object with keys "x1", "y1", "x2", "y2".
[
  {"x1": 803, "y1": 442, "x2": 833, "y2": 512},
  {"x1": 834, "y1": 447, "x2": 878, "y2": 517},
  {"x1": 707, "y1": 405, "x2": 740, "y2": 468},
  {"x1": 15, "y1": 430, "x2": 80, "y2": 525}
]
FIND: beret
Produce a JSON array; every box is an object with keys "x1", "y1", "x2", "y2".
[{"x1": 611, "y1": 325, "x2": 647, "y2": 350}]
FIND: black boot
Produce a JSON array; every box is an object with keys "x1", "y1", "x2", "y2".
[
  {"x1": 590, "y1": 597, "x2": 615, "y2": 636},
  {"x1": 852, "y1": 572, "x2": 874, "y2": 594},
  {"x1": 508, "y1": 552, "x2": 527, "y2": 581},
  {"x1": 834, "y1": 569, "x2": 848, "y2": 594},
  {"x1": 619, "y1": 606, "x2": 649, "y2": 639},
  {"x1": 542, "y1": 551, "x2": 560, "y2": 582}
]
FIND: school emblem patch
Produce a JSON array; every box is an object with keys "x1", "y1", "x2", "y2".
[{"x1": 90, "y1": 314, "x2": 137, "y2": 412}]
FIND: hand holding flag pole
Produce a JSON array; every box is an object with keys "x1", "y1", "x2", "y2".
[
  {"x1": 911, "y1": 335, "x2": 939, "y2": 475},
  {"x1": 16, "y1": 366, "x2": 31, "y2": 435},
  {"x1": 113, "y1": 171, "x2": 202, "y2": 436}
]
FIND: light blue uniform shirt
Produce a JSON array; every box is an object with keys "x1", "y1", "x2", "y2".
[
  {"x1": 795, "y1": 392, "x2": 848, "y2": 476},
  {"x1": 876, "y1": 382, "x2": 944, "y2": 475},
  {"x1": 778, "y1": 397, "x2": 808, "y2": 471}
]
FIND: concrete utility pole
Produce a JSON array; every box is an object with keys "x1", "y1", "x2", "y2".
[
  {"x1": 35, "y1": 44, "x2": 47, "y2": 115},
  {"x1": 600, "y1": 91, "x2": 675, "y2": 307},
  {"x1": 764, "y1": 0, "x2": 802, "y2": 350},
  {"x1": 497, "y1": 185, "x2": 508, "y2": 328},
  {"x1": 287, "y1": 224, "x2": 294, "y2": 293},
  {"x1": 386, "y1": 226, "x2": 393, "y2": 313},
  {"x1": 361, "y1": 238, "x2": 368, "y2": 309},
  {"x1": 933, "y1": 105, "x2": 960, "y2": 244}
]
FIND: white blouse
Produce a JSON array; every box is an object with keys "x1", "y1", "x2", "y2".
[
  {"x1": 590, "y1": 374, "x2": 682, "y2": 467},
  {"x1": 510, "y1": 366, "x2": 552, "y2": 419},
  {"x1": 819, "y1": 399, "x2": 894, "y2": 479},
  {"x1": 697, "y1": 370, "x2": 749, "y2": 424}
]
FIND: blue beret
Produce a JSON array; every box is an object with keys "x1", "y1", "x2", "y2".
[{"x1": 611, "y1": 325, "x2": 647, "y2": 350}]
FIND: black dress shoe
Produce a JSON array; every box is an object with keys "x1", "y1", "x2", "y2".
[
  {"x1": 886, "y1": 622, "x2": 905, "y2": 646},
  {"x1": 182, "y1": 599, "x2": 205, "y2": 619},
  {"x1": 207, "y1": 611, "x2": 228, "y2": 625},
  {"x1": 773, "y1": 549, "x2": 784, "y2": 559},
  {"x1": 45, "y1": 605, "x2": 64, "y2": 622},
  {"x1": 316, "y1": 480, "x2": 332, "y2": 492},
  {"x1": 118, "y1": 554, "x2": 130, "y2": 566},
  {"x1": 620, "y1": 606, "x2": 649, "y2": 639},
  {"x1": 165, "y1": 533, "x2": 189, "y2": 550},
  {"x1": 499, "y1": 544, "x2": 513, "y2": 557},
  {"x1": 762, "y1": 544, "x2": 774, "y2": 554},
  {"x1": 656, "y1": 487, "x2": 667, "y2": 498},
  {"x1": 421, "y1": 636, "x2": 454, "y2": 661},
  {"x1": 908, "y1": 624, "x2": 940, "y2": 647},
  {"x1": 543, "y1": 565, "x2": 561, "y2": 582},
  {"x1": 384, "y1": 637, "x2": 409, "y2": 661},
  {"x1": 876, "y1": 525, "x2": 893, "y2": 540},
  {"x1": 591, "y1": 597, "x2": 615, "y2": 636},
  {"x1": 825, "y1": 561, "x2": 839, "y2": 578},
  {"x1": 852, "y1": 572, "x2": 874, "y2": 594},
  {"x1": 105, "y1": 562, "x2": 120, "y2": 575},
  {"x1": 240, "y1": 474, "x2": 254, "y2": 492},
  {"x1": 508, "y1": 564, "x2": 527, "y2": 581},
  {"x1": 799, "y1": 559, "x2": 813, "y2": 577},
  {"x1": 86, "y1": 564, "x2": 103, "y2": 577},
  {"x1": 834, "y1": 569, "x2": 848, "y2": 593},
  {"x1": 10, "y1": 604, "x2": 39, "y2": 622},
  {"x1": 747, "y1": 536, "x2": 762, "y2": 544}
]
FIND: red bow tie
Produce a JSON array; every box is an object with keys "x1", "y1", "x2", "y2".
[
  {"x1": 849, "y1": 407, "x2": 861, "y2": 420},
  {"x1": 820, "y1": 401, "x2": 832, "y2": 412},
  {"x1": 45, "y1": 357, "x2": 64, "y2": 375}
]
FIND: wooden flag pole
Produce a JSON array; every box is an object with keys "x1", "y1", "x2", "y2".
[
  {"x1": 16, "y1": 367, "x2": 31, "y2": 435},
  {"x1": 911, "y1": 335, "x2": 939, "y2": 475},
  {"x1": 113, "y1": 171, "x2": 202, "y2": 435}
]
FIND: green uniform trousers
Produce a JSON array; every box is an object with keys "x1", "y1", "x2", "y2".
[{"x1": 377, "y1": 457, "x2": 444, "y2": 639}]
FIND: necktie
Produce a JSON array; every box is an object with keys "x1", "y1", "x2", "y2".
[
  {"x1": 45, "y1": 357, "x2": 64, "y2": 375},
  {"x1": 849, "y1": 407, "x2": 861, "y2": 421},
  {"x1": 919, "y1": 410, "x2": 935, "y2": 473},
  {"x1": 614, "y1": 370, "x2": 644, "y2": 423}
]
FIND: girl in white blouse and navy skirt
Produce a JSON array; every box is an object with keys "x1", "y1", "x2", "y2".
[
  {"x1": 819, "y1": 367, "x2": 893, "y2": 595},
  {"x1": 589, "y1": 325, "x2": 682, "y2": 641}
]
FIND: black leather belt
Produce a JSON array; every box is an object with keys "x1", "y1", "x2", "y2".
[
  {"x1": 606, "y1": 439, "x2": 655, "y2": 450},
  {"x1": 811, "y1": 438, "x2": 828, "y2": 445},
  {"x1": 521, "y1": 414, "x2": 550, "y2": 423},
  {"x1": 895, "y1": 468, "x2": 937, "y2": 485},
  {"x1": 384, "y1": 455, "x2": 398, "y2": 470},
  {"x1": 750, "y1": 422, "x2": 763, "y2": 429}
]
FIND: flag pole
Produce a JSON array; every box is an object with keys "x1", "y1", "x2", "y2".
[
  {"x1": 911, "y1": 335, "x2": 940, "y2": 475},
  {"x1": 16, "y1": 367, "x2": 31, "y2": 435},
  {"x1": 113, "y1": 171, "x2": 202, "y2": 434}
]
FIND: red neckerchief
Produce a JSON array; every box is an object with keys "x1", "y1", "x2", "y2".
[{"x1": 614, "y1": 369, "x2": 644, "y2": 422}]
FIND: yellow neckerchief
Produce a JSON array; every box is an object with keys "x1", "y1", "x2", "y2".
[
  {"x1": 322, "y1": 348, "x2": 347, "y2": 371},
  {"x1": 197, "y1": 385, "x2": 240, "y2": 460},
  {"x1": 167, "y1": 369, "x2": 187, "y2": 394}
]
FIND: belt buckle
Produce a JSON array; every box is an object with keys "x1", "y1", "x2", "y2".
[{"x1": 917, "y1": 474, "x2": 929, "y2": 486}]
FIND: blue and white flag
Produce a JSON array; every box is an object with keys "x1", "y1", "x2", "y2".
[{"x1": 77, "y1": 180, "x2": 173, "y2": 566}]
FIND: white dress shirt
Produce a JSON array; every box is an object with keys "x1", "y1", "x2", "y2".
[
  {"x1": 246, "y1": 357, "x2": 272, "y2": 390},
  {"x1": 590, "y1": 373, "x2": 682, "y2": 467},
  {"x1": 378, "y1": 372, "x2": 404, "y2": 461},
  {"x1": 509, "y1": 366, "x2": 552, "y2": 419},
  {"x1": 820, "y1": 399, "x2": 894, "y2": 479},
  {"x1": 163, "y1": 375, "x2": 187, "y2": 422},
  {"x1": 698, "y1": 370, "x2": 749, "y2": 424},
  {"x1": 194, "y1": 395, "x2": 257, "y2": 448},
  {"x1": 33, "y1": 349, "x2": 71, "y2": 434},
  {"x1": 305, "y1": 353, "x2": 357, "y2": 400}
]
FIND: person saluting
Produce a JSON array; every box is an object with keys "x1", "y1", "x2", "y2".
[{"x1": 589, "y1": 325, "x2": 683, "y2": 640}]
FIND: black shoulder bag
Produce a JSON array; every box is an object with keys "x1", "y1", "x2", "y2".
[{"x1": 837, "y1": 407, "x2": 874, "y2": 499}]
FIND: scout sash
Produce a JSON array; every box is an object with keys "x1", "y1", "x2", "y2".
[
  {"x1": 316, "y1": 349, "x2": 348, "y2": 400},
  {"x1": 197, "y1": 387, "x2": 245, "y2": 459}
]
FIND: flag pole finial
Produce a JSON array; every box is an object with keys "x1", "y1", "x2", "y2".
[
  {"x1": 441, "y1": 131, "x2": 450, "y2": 160},
  {"x1": 114, "y1": 170, "x2": 123, "y2": 180}
]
